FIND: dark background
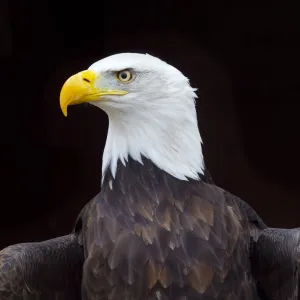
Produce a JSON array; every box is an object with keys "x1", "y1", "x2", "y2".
[{"x1": 1, "y1": 0, "x2": 299, "y2": 248}]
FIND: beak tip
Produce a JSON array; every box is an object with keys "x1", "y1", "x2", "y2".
[{"x1": 60, "y1": 105, "x2": 68, "y2": 117}]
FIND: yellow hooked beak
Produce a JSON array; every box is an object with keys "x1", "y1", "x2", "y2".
[{"x1": 59, "y1": 70, "x2": 128, "y2": 116}]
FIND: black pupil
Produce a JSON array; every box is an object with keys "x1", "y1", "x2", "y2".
[{"x1": 121, "y1": 72, "x2": 128, "y2": 80}]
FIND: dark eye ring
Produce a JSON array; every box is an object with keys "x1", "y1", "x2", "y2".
[{"x1": 116, "y1": 70, "x2": 133, "y2": 82}]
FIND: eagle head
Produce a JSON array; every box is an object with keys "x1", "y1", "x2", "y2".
[{"x1": 60, "y1": 53, "x2": 204, "y2": 181}]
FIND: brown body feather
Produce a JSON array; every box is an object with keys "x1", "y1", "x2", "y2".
[{"x1": 80, "y1": 157, "x2": 261, "y2": 300}]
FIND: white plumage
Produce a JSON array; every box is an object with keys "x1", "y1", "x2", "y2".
[{"x1": 88, "y1": 53, "x2": 204, "y2": 182}]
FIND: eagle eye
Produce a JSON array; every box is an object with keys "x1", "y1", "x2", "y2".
[{"x1": 116, "y1": 70, "x2": 133, "y2": 82}]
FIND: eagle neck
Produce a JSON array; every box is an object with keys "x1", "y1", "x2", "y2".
[{"x1": 101, "y1": 100, "x2": 204, "y2": 183}]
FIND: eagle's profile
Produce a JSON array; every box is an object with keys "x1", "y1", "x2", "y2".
[{"x1": 1, "y1": 53, "x2": 299, "y2": 300}]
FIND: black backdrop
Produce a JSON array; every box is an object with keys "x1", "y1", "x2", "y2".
[{"x1": 1, "y1": 0, "x2": 300, "y2": 248}]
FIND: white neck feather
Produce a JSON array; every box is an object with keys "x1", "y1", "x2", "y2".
[{"x1": 101, "y1": 89, "x2": 204, "y2": 183}]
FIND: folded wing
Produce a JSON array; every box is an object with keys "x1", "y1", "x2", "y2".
[
  {"x1": 252, "y1": 228, "x2": 300, "y2": 300},
  {"x1": 0, "y1": 234, "x2": 84, "y2": 300}
]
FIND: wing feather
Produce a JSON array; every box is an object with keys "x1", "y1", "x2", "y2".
[
  {"x1": 0, "y1": 234, "x2": 83, "y2": 300},
  {"x1": 252, "y1": 228, "x2": 300, "y2": 300}
]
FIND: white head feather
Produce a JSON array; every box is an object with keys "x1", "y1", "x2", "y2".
[{"x1": 88, "y1": 53, "x2": 204, "y2": 182}]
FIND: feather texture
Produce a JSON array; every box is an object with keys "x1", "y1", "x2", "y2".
[
  {"x1": 81, "y1": 157, "x2": 260, "y2": 300},
  {"x1": 0, "y1": 234, "x2": 83, "y2": 300}
]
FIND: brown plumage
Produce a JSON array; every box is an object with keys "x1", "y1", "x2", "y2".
[
  {"x1": 1, "y1": 162, "x2": 299, "y2": 299},
  {"x1": 80, "y1": 157, "x2": 260, "y2": 300},
  {"x1": 0, "y1": 234, "x2": 83, "y2": 299}
]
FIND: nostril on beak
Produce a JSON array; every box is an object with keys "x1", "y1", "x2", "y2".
[{"x1": 83, "y1": 78, "x2": 91, "y2": 83}]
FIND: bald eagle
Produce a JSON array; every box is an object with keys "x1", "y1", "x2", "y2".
[{"x1": 1, "y1": 53, "x2": 299, "y2": 300}]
